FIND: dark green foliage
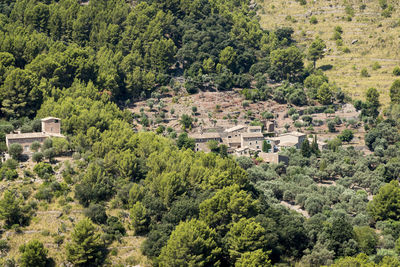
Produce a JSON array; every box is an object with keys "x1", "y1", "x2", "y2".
[
  {"x1": 390, "y1": 79, "x2": 400, "y2": 104},
  {"x1": 338, "y1": 129, "x2": 354, "y2": 143},
  {"x1": 84, "y1": 203, "x2": 107, "y2": 225},
  {"x1": 0, "y1": 190, "x2": 31, "y2": 227},
  {"x1": 66, "y1": 218, "x2": 106, "y2": 266},
  {"x1": 33, "y1": 162, "x2": 53, "y2": 179},
  {"x1": 103, "y1": 216, "x2": 126, "y2": 242},
  {"x1": 176, "y1": 132, "x2": 195, "y2": 150},
  {"x1": 269, "y1": 46, "x2": 305, "y2": 82},
  {"x1": 8, "y1": 143, "x2": 22, "y2": 160}
]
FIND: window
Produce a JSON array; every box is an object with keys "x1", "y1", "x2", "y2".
[
  {"x1": 55, "y1": 119, "x2": 59, "y2": 123},
  {"x1": 256, "y1": 141, "x2": 258, "y2": 144},
  {"x1": 256, "y1": 146, "x2": 259, "y2": 149}
]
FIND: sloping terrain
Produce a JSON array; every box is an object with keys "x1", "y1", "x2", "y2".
[{"x1": 259, "y1": 0, "x2": 400, "y2": 104}]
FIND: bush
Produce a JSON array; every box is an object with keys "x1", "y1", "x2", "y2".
[
  {"x1": 393, "y1": 66, "x2": 400, "y2": 76},
  {"x1": 33, "y1": 162, "x2": 53, "y2": 179},
  {"x1": 43, "y1": 148, "x2": 56, "y2": 162},
  {"x1": 361, "y1": 68, "x2": 370, "y2": 77},
  {"x1": 327, "y1": 121, "x2": 336, "y2": 132},
  {"x1": 8, "y1": 143, "x2": 23, "y2": 160},
  {"x1": 19, "y1": 240, "x2": 48, "y2": 267},
  {"x1": 30, "y1": 141, "x2": 41, "y2": 152},
  {"x1": 310, "y1": 16, "x2": 318, "y2": 24},
  {"x1": 372, "y1": 62, "x2": 381, "y2": 70},
  {"x1": 42, "y1": 138, "x2": 52, "y2": 150},
  {"x1": 32, "y1": 152, "x2": 44, "y2": 163},
  {"x1": 84, "y1": 203, "x2": 108, "y2": 225}
]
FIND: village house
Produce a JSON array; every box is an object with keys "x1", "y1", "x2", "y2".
[
  {"x1": 241, "y1": 132, "x2": 264, "y2": 151},
  {"x1": 247, "y1": 125, "x2": 262, "y2": 133},
  {"x1": 259, "y1": 152, "x2": 289, "y2": 165},
  {"x1": 6, "y1": 117, "x2": 64, "y2": 153},
  {"x1": 308, "y1": 137, "x2": 328, "y2": 151},
  {"x1": 224, "y1": 125, "x2": 247, "y2": 138},
  {"x1": 272, "y1": 131, "x2": 306, "y2": 149},
  {"x1": 191, "y1": 132, "x2": 222, "y2": 152}
]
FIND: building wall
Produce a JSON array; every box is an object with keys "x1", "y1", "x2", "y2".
[
  {"x1": 226, "y1": 128, "x2": 247, "y2": 138},
  {"x1": 241, "y1": 137, "x2": 264, "y2": 150},
  {"x1": 42, "y1": 119, "x2": 61, "y2": 134},
  {"x1": 7, "y1": 137, "x2": 47, "y2": 153},
  {"x1": 277, "y1": 135, "x2": 297, "y2": 145},
  {"x1": 194, "y1": 138, "x2": 221, "y2": 152}
]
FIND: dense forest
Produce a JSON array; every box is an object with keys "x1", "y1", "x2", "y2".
[{"x1": 1, "y1": 0, "x2": 400, "y2": 266}]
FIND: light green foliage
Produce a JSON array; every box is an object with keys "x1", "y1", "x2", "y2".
[
  {"x1": 158, "y1": 219, "x2": 222, "y2": 267},
  {"x1": 354, "y1": 226, "x2": 378, "y2": 255},
  {"x1": 66, "y1": 218, "x2": 105, "y2": 266},
  {"x1": 368, "y1": 181, "x2": 400, "y2": 221},
  {"x1": 19, "y1": 240, "x2": 48, "y2": 267},
  {"x1": 225, "y1": 218, "x2": 267, "y2": 263},
  {"x1": 317, "y1": 82, "x2": 333, "y2": 105},
  {"x1": 199, "y1": 185, "x2": 258, "y2": 231},
  {"x1": 235, "y1": 249, "x2": 272, "y2": 267},
  {"x1": 130, "y1": 201, "x2": 149, "y2": 235},
  {"x1": 51, "y1": 137, "x2": 70, "y2": 156}
]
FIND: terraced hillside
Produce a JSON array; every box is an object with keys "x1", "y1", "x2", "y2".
[{"x1": 259, "y1": 0, "x2": 400, "y2": 104}]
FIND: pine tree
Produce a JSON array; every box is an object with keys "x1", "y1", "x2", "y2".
[
  {"x1": 66, "y1": 218, "x2": 105, "y2": 266},
  {"x1": 19, "y1": 240, "x2": 48, "y2": 267}
]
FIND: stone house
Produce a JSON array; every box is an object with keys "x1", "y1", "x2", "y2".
[
  {"x1": 240, "y1": 132, "x2": 265, "y2": 151},
  {"x1": 247, "y1": 126, "x2": 262, "y2": 133},
  {"x1": 6, "y1": 117, "x2": 64, "y2": 153},
  {"x1": 259, "y1": 152, "x2": 289, "y2": 165},
  {"x1": 191, "y1": 132, "x2": 222, "y2": 152},
  {"x1": 273, "y1": 131, "x2": 306, "y2": 149},
  {"x1": 224, "y1": 125, "x2": 247, "y2": 138}
]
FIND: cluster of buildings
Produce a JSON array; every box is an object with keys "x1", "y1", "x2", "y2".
[
  {"x1": 189, "y1": 121, "x2": 326, "y2": 164},
  {"x1": 6, "y1": 117, "x2": 64, "y2": 153}
]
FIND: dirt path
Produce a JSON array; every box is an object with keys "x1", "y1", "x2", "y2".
[{"x1": 280, "y1": 201, "x2": 310, "y2": 218}]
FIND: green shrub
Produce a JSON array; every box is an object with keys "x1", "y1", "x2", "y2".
[
  {"x1": 32, "y1": 152, "x2": 44, "y2": 163},
  {"x1": 393, "y1": 66, "x2": 400, "y2": 76},
  {"x1": 310, "y1": 16, "x2": 318, "y2": 24},
  {"x1": 361, "y1": 68, "x2": 370, "y2": 77},
  {"x1": 33, "y1": 162, "x2": 53, "y2": 179},
  {"x1": 8, "y1": 143, "x2": 23, "y2": 160},
  {"x1": 372, "y1": 62, "x2": 381, "y2": 70}
]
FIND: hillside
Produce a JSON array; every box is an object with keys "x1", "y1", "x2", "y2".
[{"x1": 259, "y1": 0, "x2": 400, "y2": 104}]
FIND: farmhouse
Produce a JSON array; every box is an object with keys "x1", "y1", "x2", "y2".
[
  {"x1": 241, "y1": 132, "x2": 264, "y2": 150},
  {"x1": 191, "y1": 132, "x2": 222, "y2": 152},
  {"x1": 6, "y1": 117, "x2": 64, "y2": 153},
  {"x1": 273, "y1": 131, "x2": 306, "y2": 149}
]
